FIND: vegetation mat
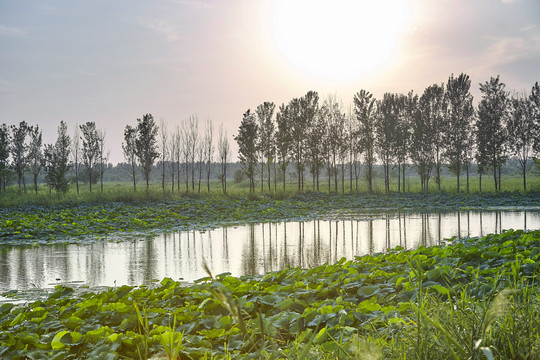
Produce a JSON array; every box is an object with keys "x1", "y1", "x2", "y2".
[{"x1": 1, "y1": 229, "x2": 539, "y2": 359}]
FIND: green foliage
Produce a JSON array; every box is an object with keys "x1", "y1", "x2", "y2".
[
  {"x1": 234, "y1": 110, "x2": 258, "y2": 192},
  {"x1": 80, "y1": 122, "x2": 100, "y2": 192},
  {"x1": 1, "y1": 230, "x2": 540, "y2": 359},
  {"x1": 44, "y1": 121, "x2": 72, "y2": 194},
  {"x1": 135, "y1": 114, "x2": 159, "y2": 189}
]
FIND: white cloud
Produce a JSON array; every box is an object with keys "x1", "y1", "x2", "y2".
[
  {"x1": 132, "y1": 17, "x2": 182, "y2": 42},
  {"x1": 0, "y1": 24, "x2": 27, "y2": 37},
  {"x1": 519, "y1": 25, "x2": 537, "y2": 32}
]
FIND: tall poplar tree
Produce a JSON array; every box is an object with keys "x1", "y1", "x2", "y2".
[
  {"x1": 444, "y1": 73, "x2": 474, "y2": 192},
  {"x1": 530, "y1": 82, "x2": 540, "y2": 170},
  {"x1": 135, "y1": 114, "x2": 159, "y2": 190},
  {"x1": 80, "y1": 122, "x2": 100, "y2": 192},
  {"x1": 295, "y1": 91, "x2": 319, "y2": 191},
  {"x1": 476, "y1": 75, "x2": 508, "y2": 191},
  {"x1": 0, "y1": 124, "x2": 10, "y2": 193},
  {"x1": 235, "y1": 109, "x2": 258, "y2": 192},
  {"x1": 123, "y1": 125, "x2": 138, "y2": 191},
  {"x1": 28, "y1": 125, "x2": 43, "y2": 193},
  {"x1": 218, "y1": 123, "x2": 231, "y2": 194},
  {"x1": 11, "y1": 121, "x2": 29, "y2": 191},
  {"x1": 353, "y1": 90, "x2": 377, "y2": 193},
  {"x1": 256, "y1": 102, "x2": 276, "y2": 192},
  {"x1": 507, "y1": 94, "x2": 535, "y2": 192},
  {"x1": 376, "y1": 93, "x2": 400, "y2": 193},
  {"x1": 44, "y1": 121, "x2": 71, "y2": 193},
  {"x1": 418, "y1": 84, "x2": 446, "y2": 191},
  {"x1": 72, "y1": 125, "x2": 81, "y2": 194},
  {"x1": 276, "y1": 101, "x2": 295, "y2": 190}
]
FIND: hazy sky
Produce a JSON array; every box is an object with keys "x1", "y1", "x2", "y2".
[{"x1": 1, "y1": 0, "x2": 539, "y2": 163}]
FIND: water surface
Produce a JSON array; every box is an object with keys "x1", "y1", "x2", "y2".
[{"x1": 0, "y1": 210, "x2": 538, "y2": 292}]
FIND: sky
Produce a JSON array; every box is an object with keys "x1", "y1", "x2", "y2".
[{"x1": 1, "y1": 0, "x2": 539, "y2": 164}]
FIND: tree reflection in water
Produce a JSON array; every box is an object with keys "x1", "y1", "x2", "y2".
[{"x1": 0, "y1": 211, "x2": 538, "y2": 292}]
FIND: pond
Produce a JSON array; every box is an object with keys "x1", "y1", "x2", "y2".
[{"x1": 0, "y1": 210, "x2": 539, "y2": 293}]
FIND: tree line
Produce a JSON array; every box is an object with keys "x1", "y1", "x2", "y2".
[
  {"x1": 0, "y1": 115, "x2": 232, "y2": 194},
  {"x1": 235, "y1": 73, "x2": 540, "y2": 193},
  {"x1": 1, "y1": 73, "x2": 539, "y2": 196}
]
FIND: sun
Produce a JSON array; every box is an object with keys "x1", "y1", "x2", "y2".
[{"x1": 270, "y1": 0, "x2": 412, "y2": 81}]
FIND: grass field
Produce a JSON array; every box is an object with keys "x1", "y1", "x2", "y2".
[{"x1": 1, "y1": 173, "x2": 539, "y2": 207}]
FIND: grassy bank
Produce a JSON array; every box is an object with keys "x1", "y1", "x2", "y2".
[
  {"x1": 1, "y1": 229, "x2": 539, "y2": 359},
  {"x1": 1, "y1": 192, "x2": 539, "y2": 244},
  {"x1": 1, "y1": 173, "x2": 539, "y2": 207}
]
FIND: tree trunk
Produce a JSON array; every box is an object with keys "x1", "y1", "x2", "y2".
[
  {"x1": 367, "y1": 164, "x2": 373, "y2": 193},
  {"x1": 224, "y1": 163, "x2": 227, "y2": 194},
  {"x1": 456, "y1": 162, "x2": 460, "y2": 193},
  {"x1": 493, "y1": 165, "x2": 498, "y2": 191},
  {"x1": 75, "y1": 163, "x2": 79, "y2": 194},
  {"x1": 466, "y1": 164, "x2": 469, "y2": 194},
  {"x1": 267, "y1": 161, "x2": 271, "y2": 192},
  {"x1": 341, "y1": 163, "x2": 344, "y2": 194},
  {"x1": 479, "y1": 172, "x2": 482, "y2": 192},
  {"x1": 401, "y1": 161, "x2": 404, "y2": 192},
  {"x1": 523, "y1": 165, "x2": 527, "y2": 193},
  {"x1": 398, "y1": 163, "x2": 401, "y2": 193},
  {"x1": 261, "y1": 161, "x2": 264, "y2": 193},
  {"x1": 498, "y1": 165, "x2": 502, "y2": 192},
  {"x1": 328, "y1": 165, "x2": 331, "y2": 194}
]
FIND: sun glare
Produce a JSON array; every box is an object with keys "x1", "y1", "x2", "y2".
[{"x1": 270, "y1": 0, "x2": 412, "y2": 81}]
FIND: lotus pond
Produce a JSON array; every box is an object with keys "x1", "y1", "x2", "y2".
[
  {"x1": 0, "y1": 210, "x2": 539, "y2": 293},
  {"x1": 1, "y1": 193, "x2": 540, "y2": 359},
  {"x1": 0, "y1": 229, "x2": 539, "y2": 359}
]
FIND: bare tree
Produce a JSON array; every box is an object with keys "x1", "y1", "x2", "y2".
[
  {"x1": 187, "y1": 115, "x2": 199, "y2": 191},
  {"x1": 98, "y1": 129, "x2": 107, "y2": 192},
  {"x1": 203, "y1": 118, "x2": 214, "y2": 192},
  {"x1": 168, "y1": 125, "x2": 178, "y2": 193},
  {"x1": 217, "y1": 123, "x2": 230, "y2": 194},
  {"x1": 159, "y1": 118, "x2": 168, "y2": 192},
  {"x1": 174, "y1": 125, "x2": 182, "y2": 192},
  {"x1": 123, "y1": 125, "x2": 138, "y2": 191},
  {"x1": 196, "y1": 141, "x2": 204, "y2": 193},
  {"x1": 180, "y1": 121, "x2": 191, "y2": 193}
]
